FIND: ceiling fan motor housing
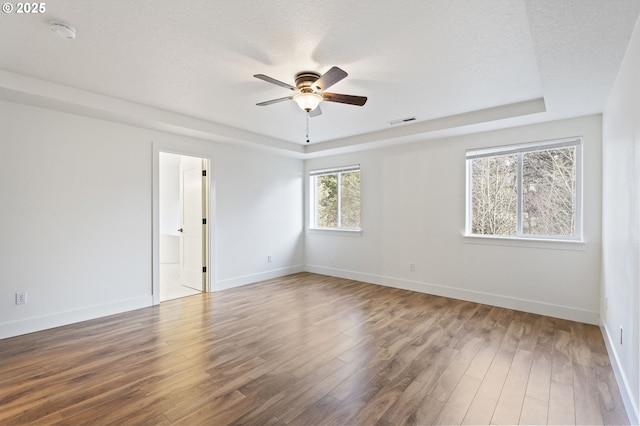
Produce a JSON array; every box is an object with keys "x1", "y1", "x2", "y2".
[{"x1": 295, "y1": 72, "x2": 322, "y2": 90}]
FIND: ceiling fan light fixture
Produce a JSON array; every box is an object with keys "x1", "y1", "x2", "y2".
[{"x1": 293, "y1": 92, "x2": 323, "y2": 112}]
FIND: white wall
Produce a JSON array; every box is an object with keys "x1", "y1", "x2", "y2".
[
  {"x1": 305, "y1": 115, "x2": 602, "y2": 324},
  {"x1": 0, "y1": 100, "x2": 304, "y2": 339},
  {"x1": 602, "y1": 18, "x2": 640, "y2": 424},
  {"x1": 211, "y1": 143, "x2": 305, "y2": 289}
]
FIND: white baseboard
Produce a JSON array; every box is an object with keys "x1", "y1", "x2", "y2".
[
  {"x1": 213, "y1": 265, "x2": 305, "y2": 291},
  {"x1": 1, "y1": 265, "x2": 306, "y2": 340},
  {"x1": 304, "y1": 265, "x2": 599, "y2": 325},
  {"x1": 601, "y1": 323, "x2": 639, "y2": 426},
  {"x1": 0, "y1": 296, "x2": 153, "y2": 340}
]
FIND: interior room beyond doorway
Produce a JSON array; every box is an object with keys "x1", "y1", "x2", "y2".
[{"x1": 159, "y1": 152, "x2": 208, "y2": 301}]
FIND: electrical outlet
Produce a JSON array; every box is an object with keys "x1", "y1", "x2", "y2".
[
  {"x1": 409, "y1": 263, "x2": 415, "y2": 272},
  {"x1": 268, "y1": 255, "x2": 272, "y2": 263},
  {"x1": 16, "y1": 291, "x2": 27, "y2": 305}
]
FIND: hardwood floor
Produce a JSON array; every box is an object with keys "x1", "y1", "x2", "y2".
[{"x1": 0, "y1": 273, "x2": 628, "y2": 425}]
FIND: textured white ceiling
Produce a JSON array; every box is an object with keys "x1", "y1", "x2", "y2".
[{"x1": 1, "y1": 0, "x2": 639, "y2": 155}]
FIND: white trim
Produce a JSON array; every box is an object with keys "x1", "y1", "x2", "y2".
[
  {"x1": 601, "y1": 323, "x2": 640, "y2": 425},
  {"x1": 307, "y1": 228, "x2": 362, "y2": 236},
  {"x1": 309, "y1": 164, "x2": 360, "y2": 176},
  {"x1": 152, "y1": 144, "x2": 160, "y2": 305},
  {"x1": 213, "y1": 265, "x2": 304, "y2": 291},
  {"x1": 0, "y1": 296, "x2": 152, "y2": 340},
  {"x1": 304, "y1": 265, "x2": 599, "y2": 325},
  {"x1": 462, "y1": 234, "x2": 587, "y2": 251},
  {"x1": 465, "y1": 136, "x2": 582, "y2": 159}
]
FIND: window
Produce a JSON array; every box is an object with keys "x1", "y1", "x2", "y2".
[
  {"x1": 310, "y1": 165, "x2": 361, "y2": 230},
  {"x1": 466, "y1": 138, "x2": 582, "y2": 240}
]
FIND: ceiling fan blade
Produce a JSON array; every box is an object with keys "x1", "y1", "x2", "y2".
[
  {"x1": 309, "y1": 106, "x2": 322, "y2": 117},
  {"x1": 322, "y1": 92, "x2": 367, "y2": 106},
  {"x1": 311, "y1": 66, "x2": 348, "y2": 91},
  {"x1": 256, "y1": 96, "x2": 293, "y2": 106},
  {"x1": 254, "y1": 74, "x2": 296, "y2": 91}
]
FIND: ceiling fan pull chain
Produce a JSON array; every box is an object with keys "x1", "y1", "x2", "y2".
[{"x1": 306, "y1": 112, "x2": 310, "y2": 143}]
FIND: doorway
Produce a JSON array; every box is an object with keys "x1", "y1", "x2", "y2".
[{"x1": 159, "y1": 152, "x2": 209, "y2": 301}]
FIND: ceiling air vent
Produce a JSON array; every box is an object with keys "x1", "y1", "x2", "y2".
[{"x1": 388, "y1": 116, "x2": 416, "y2": 125}]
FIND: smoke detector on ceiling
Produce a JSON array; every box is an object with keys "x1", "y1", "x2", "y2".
[{"x1": 49, "y1": 21, "x2": 76, "y2": 40}]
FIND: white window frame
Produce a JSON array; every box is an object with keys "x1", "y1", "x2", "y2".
[
  {"x1": 465, "y1": 137, "x2": 583, "y2": 241},
  {"x1": 309, "y1": 164, "x2": 361, "y2": 231}
]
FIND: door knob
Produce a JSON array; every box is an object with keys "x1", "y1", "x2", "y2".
[{"x1": 177, "y1": 228, "x2": 184, "y2": 232}]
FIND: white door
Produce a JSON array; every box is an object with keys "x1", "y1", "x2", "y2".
[{"x1": 179, "y1": 156, "x2": 204, "y2": 291}]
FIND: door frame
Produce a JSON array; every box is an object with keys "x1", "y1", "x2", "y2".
[{"x1": 152, "y1": 142, "x2": 213, "y2": 305}]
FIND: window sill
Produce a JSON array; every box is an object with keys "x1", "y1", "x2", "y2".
[
  {"x1": 308, "y1": 228, "x2": 362, "y2": 237},
  {"x1": 462, "y1": 234, "x2": 587, "y2": 251}
]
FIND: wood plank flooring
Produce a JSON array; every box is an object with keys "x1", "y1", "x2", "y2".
[{"x1": 0, "y1": 272, "x2": 629, "y2": 425}]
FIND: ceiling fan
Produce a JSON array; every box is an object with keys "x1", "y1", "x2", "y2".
[{"x1": 254, "y1": 66, "x2": 367, "y2": 117}]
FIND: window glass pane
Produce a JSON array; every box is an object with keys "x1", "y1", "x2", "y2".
[
  {"x1": 471, "y1": 154, "x2": 517, "y2": 235},
  {"x1": 315, "y1": 174, "x2": 338, "y2": 228},
  {"x1": 340, "y1": 171, "x2": 361, "y2": 228},
  {"x1": 522, "y1": 147, "x2": 576, "y2": 236},
  {"x1": 311, "y1": 165, "x2": 361, "y2": 230}
]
